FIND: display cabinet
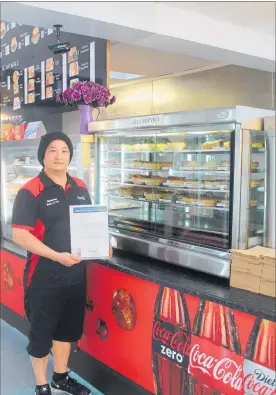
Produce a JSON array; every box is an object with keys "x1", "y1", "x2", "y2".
[
  {"x1": 90, "y1": 106, "x2": 273, "y2": 278},
  {"x1": 1, "y1": 135, "x2": 95, "y2": 243},
  {"x1": 263, "y1": 116, "x2": 275, "y2": 249}
]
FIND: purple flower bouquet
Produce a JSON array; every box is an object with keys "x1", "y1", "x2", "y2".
[
  {"x1": 57, "y1": 81, "x2": 116, "y2": 134},
  {"x1": 57, "y1": 80, "x2": 116, "y2": 108}
]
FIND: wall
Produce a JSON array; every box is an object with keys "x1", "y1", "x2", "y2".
[
  {"x1": 58, "y1": 65, "x2": 275, "y2": 134},
  {"x1": 98, "y1": 65, "x2": 274, "y2": 120}
]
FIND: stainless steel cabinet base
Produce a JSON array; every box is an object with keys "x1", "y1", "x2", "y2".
[{"x1": 110, "y1": 230, "x2": 231, "y2": 278}]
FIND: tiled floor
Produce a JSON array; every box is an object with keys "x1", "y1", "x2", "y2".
[{"x1": 1, "y1": 319, "x2": 104, "y2": 395}]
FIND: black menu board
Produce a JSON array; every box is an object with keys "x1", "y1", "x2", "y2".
[{"x1": 0, "y1": 20, "x2": 107, "y2": 123}]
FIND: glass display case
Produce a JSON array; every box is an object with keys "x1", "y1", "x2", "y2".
[
  {"x1": 1, "y1": 135, "x2": 95, "y2": 242},
  {"x1": 98, "y1": 129, "x2": 232, "y2": 250},
  {"x1": 90, "y1": 107, "x2": 274, "y2": 278}
]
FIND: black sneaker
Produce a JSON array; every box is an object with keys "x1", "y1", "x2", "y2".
[
  {"x1": 51, "y1": 374, "x2": 91, "y2": 394},
  {"x1": 35, "y1": 384, "x2": 52, "y2": 394}
]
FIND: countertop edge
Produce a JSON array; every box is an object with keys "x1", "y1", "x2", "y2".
[
  {"x1": 1, "y1": 241, "x2": 275, "y2": 322},
  {"x1": 94, "y1": 258, "x2": 276, "y2": 323}
]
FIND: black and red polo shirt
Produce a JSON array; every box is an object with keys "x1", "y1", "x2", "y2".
[{"x1": 12, "y1": 170, "x2": 91, "y2": 289}]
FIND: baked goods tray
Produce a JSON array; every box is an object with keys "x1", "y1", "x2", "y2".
[
  {"x1": 109, "y1": 212, "x2": 229, "y2": 238},
  {"x1": 109, "y1": 195, "x2": 229, "y2": 211},
  {"x1": 106, "y1": 181, "x2": 229, "y2": 193}
]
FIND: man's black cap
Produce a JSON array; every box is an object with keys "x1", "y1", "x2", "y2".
[{"x1": 38, "y1": 132, "x2": 73, "y2": 166}]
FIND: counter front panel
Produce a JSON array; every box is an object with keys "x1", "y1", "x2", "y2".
[{"x1": 1, "y1": 245, "x2": 275, "y2": 395}]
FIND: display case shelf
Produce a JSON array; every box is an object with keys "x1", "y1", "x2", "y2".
[
  {"x1": 103, "y1": 166, "x2": 230, "y2": 175},
  {"x1": 105, "y1": 148, "x2": 231, "y2": 154},
  {"x1": 109, "y1": 194, "x2": 229, "y2": 211},
  {"x1": 105, "y1": 181, "x2": 230, "y2": 193}
]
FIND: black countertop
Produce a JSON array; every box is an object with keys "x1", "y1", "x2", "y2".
[
  {"x1": 2, "y1": 239, "x2": 275, "y2": 322},
  {"x1": 98, "y1": 250, "x2": 276, "y2": 322}
]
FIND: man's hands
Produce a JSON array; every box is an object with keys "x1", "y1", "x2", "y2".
[
  {"x1": 54, "y1": 244, "x2": 113, "y2": 266},
  {"x1": 55, "y1": 252, "x2": 81, "y2": 266}
]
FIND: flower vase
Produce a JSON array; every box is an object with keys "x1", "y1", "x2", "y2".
[{"x1": 78, "y1": 104, "x2": 93, "y2": 135}]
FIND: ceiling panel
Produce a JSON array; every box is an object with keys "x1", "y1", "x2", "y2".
[{"x1": 163, "y1": 2, "x2": 275, "y2": 36}]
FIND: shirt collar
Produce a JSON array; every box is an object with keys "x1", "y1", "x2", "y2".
[{"x1": 39, "y1": 170, "x2": 73, "y2": 189}]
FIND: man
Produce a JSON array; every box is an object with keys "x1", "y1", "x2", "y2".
[{"x1": 12, "y1": 132, "x2": 111, "y2": 395}]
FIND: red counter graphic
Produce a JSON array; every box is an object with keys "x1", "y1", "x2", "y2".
[
  {"x1": 0, "y1": 250, "x2": 25, "y2": 317},
  {"x1": 81, "y1": 263, "x2": 276, "y2": 395},
  {"x1": 1, "y1": 253, "x2": 275, "y2": 395},
  {"x1": 188, "y1": 301, "x2": 243, "y2": 395},
  {"x1": 152, "y1": 287, "x2": 191, "y2": 395},
  {"x1": 244, "y1": 318, "x2": 276, "y2": 395}
]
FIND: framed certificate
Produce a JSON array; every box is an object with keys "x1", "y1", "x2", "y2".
[{"x1": 70, "y1": 205, "x2": 109, "y2": 259}]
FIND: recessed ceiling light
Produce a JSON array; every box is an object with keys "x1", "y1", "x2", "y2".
[{"x1": 110, "y1": 71, "x2": 144, "y2": 80}]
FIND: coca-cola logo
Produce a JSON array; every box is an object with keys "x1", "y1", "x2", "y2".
[
  {"x1": 152, "y1": 319, "x2": 190, "y2": 366},
  {"x1": 244, "y1": 360, "x2": 276, "y2": 395},
  {"x1": 189, "y1": 343, "x2": 243, "y2": 392},
  {"x1": 153, "y1": 320, "x2": 191, "y2": 355},
  {"x1": 244, "y1": 373, "x2": 276, "y2": 395}
]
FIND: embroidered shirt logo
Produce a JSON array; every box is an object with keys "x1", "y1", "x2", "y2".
[
  {"x1": 46, "y1": 198, "x2": 59, "y2": 206},
  {"x1": 77, "y1": 196, "x2": 85, "y2": 200}
]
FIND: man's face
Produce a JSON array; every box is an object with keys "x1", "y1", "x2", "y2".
[{"x1": 43, "y1": 139, "x2": 70, "y2": 171}]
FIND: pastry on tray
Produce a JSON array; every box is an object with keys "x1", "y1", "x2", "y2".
[
  {"x1": 249, "y1": 200, "x2": 258, "y2": 207},
  {"x1": 144, "y1": 176, "x2": 166, "y2": 186},
  {"x1": 124, "y1": 144, "x2": 134, "y2": 151},
  {"x1": 201, "y1": 139, "x2": 223, "y2": 150},
  {"x1": 167, "y1": 177, "x2": 185, "y2": 186},
  {"x1": 251, "y1": 162, "x2": 259, "y2": 169},
  {"x1": 140, "y1": 144, "x2": 149, "y2": 151},
  {"x1": 203, "y1": 160, "x2": 217, "y2": 169},
  {"x1": 219, "y1": 161, "x2": 230, "y2": 168},
  {"x1": 167, "y1": 142, "x2": 186, "y2": 151},
  {"x1": 148, "y1": 143, "x2": 167, "y2": 151},
  {"x1": 131, "y1": 175, "x2": 145, "y2": 185},
  {"x1": 250, "y1": 179, "x2": 264, "y2": 188},
  {"x1": 132, "y1": 189, "x2": 145, "y2": 197},
  {"x1": 176, "y1": 195, "x2": 194, "y2": 204},
  {"x1": 161, "y1": 192, "x2": 174, "y2": 201},
  {"x1": 119, "y1": 188, "x2": 133, "y2": 197},
  {"x1": 252, "y1": 142, "x2": 264, "y2": 149},
  {"x1": 131, "y1": 161, "x2": 144, "y2": 168},
  {"x1": 144, "y1": 192, "x2": 162, "y2": 201},
  {"x1": 159, "y1": 162, "x2": 173, "y2": 168},
  {"x1": 146, "y1": 162, "x2": 163, "y2": 170},
  {"x1": 199, "y1": 198, "x2": 217, "y2": 207},
  {"x1": 182, "y1": 160, "x2": 199, "y2": 168},
  {"x1": 224, "y1": 141, "x2": 231, "y2": 149}
]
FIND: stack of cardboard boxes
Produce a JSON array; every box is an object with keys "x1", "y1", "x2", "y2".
[{"x1": 231, "y1": 247, "x2": 276, "y2": 297}]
